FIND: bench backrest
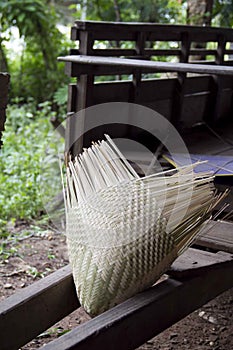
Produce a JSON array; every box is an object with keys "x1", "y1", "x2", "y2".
[
  {"x1": 63, "y1": 21, "x2": 233, "y2": 155},
  {"x1": 71, "y1": 21, "x2": 233, "y2": 64}
]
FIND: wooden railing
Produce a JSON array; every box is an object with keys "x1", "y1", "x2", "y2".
[
  {"x1": 70, "y1": 21, "x2": 233, "y2": 64},
  {"x1": 58, "y1": 21, "x2": 233, "y2": 156}
]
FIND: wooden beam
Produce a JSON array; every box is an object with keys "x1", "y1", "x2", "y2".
[
  {"x1": 0, "y1": 265, "x2": 79, "y2": 350},
  {"x1": 195, "y1": 220, "x2": 233, "y2": 253},
  {"x1": 71, "y1": 21, "x2": 233, "y2": 42},
  {"x1": 58, "y1": 55, "x2": 233, "y2": 76},
  {"x1": 1, "y1": 244, "x2": 232, "y2": 350},
  {"x1": 41, "y1": 250, "x2": 233, "y2": 350},
  {"x1": 71, "y1": 49, "x2": 220, "y2": 58},
  {"x1": 168, "y1": 247, "x2": 233, "y2": 278}
]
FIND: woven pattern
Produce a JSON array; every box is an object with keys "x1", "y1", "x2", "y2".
[{"x1": 64, "y1": 135, "x2": 220, "y2": 316}]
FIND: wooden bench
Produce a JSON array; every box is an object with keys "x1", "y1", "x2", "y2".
[
  {"x1": 59, "y1": 20, "x2": 233, "y2": 155},
  {"x1": 1, "y1": 22, "x2": 233, "y2": 350},
  {"x1": 0, "y1": 72, "x2": 10, "y2": 149},
  {"x1": 0, "y1": 223, "x2": 233, "y2": 350}
]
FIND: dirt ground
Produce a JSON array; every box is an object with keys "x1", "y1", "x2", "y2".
[{"x1": 0, "y1": 222, "x2": 232, "y2": 350}]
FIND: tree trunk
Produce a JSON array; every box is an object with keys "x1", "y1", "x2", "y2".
[
  {"x1": 113, "y1": 0, "x2": 121, "y2": 22},
  {"x1": 187, "y1": 0, "x2": 213, "y2": 26},
  {"x1": 0, "y1": 42, "x2": 8, "y2": 72},
  {"x1": 187, "y1": 0, "x2": 213, "y2": 61}
]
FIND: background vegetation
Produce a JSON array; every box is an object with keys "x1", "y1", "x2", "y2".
[{"x1": 0, "y1": 0, "x2": 232, "y2": 234}]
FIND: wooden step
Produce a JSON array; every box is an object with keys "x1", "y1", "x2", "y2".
[{"x1": 195, "y1": 220, "x2": 233, "y2": 253}]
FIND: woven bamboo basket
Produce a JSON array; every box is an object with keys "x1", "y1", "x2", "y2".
[{"x1": 64, "y1": 135, "x2": 223, "y2": 316}]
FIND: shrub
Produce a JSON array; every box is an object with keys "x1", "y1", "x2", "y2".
[{"x1": 0, "y1": 100, "x2": 64, "y2": 225}]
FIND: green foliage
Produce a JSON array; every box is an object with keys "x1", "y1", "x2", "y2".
[
  {"x1": 53, "y1": 85, "x2": 69, "y2": 107},
  {"x1": 213, "y1": 0, "x2": 233, "y2": 27},
  {"x1": 0, "y1": 101, "x2": 64, "y2": 225},
  {"x1": 0, "y1": 0, "x2": 70, "y2": 103},
  {"x1": 76, "y1": 0, "x2": 184, "y2": 23},
  {"x1": 8, "y1": 46, "x2": 69, "y2": 103},
  {"x1": 0, "y1": 1, "x2": 48, "y2": 36}
]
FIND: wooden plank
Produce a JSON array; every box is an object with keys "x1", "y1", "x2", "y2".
[
  {"x1": 0, "y1": 265, "x2": 79, "y2": 350},
  {"x1": 71, "y1": 48, "x2": 173, "y2": 60},
  {"x1": 1, "y1": 244, "x2": 232, "y2": 350},
  {"x1": 217, "y1": 88, "x2": 233, "y2": 120},
  {"x1": 168, "y1": 247, "x2": 233, "y2": 278},
  {"x1": 67, "y1": 84, "x2": 78, "y2": 113},
  {"x1": 170, "y1": 32, "x2": 190, "y2": 127},
  {"x1": 216, "y1": 34, "x2": 226, "y2": 65},
  {"x1": 93, "y1": 49, "x2": 137, "y2": 57},
  {"x1": 181, "y1": 93, "x2": 210, "y2": 127},
  {"x1": 71, "y1": 21, "x2": 233, "y2": 42},
  {"x1": 64, "y1": 60, "x2": 134, "y2": 77},
  {"x1": 74, "y1": 74, "x2": 94, "y2": 155},
  {"x1": 59, "y1": 55, "x2": 233, "y2": 76},
  {"x1": 92, "y1": 78, "x2": 176, "y2": 105},
  {"x1": 212, "y1": 34, "x2": 227, "y2": 122},
  {"x1": 79, "y1": 31, "x2": 94, "y2": 55},
  {"x1": 66, "y1": 76, "x2": 228, "y2": 125},
  {"x1": 183, "y1": 75, "x2": 211, "y2": 94},
  {"x1": 144, "y1": 48, "x2": 181, "y2": 56},
  {"x1": 143, "y1": 49, "x2": 216, "y2": 57},
  {"x1": 41, "y1": 250, "x2": 233, "y2": 350},
  {"x1": 195, "y1": 220, "x2": 233, "y2": 253},
  {"x1": 66, "y1": 79, "x2": 176, "y2": 146},
  {"x1": 189, "y1": 48, "x2": 216, "y2": 56},
  {"x1": 136, "y1": 78, "x2": 176, "y2": 101},
  {"x1": 79, "y1": 76, "x2": 216, "y2": 104},
  {"x1": 92, "y1": 81, "x2": 132, "y2": 104}
]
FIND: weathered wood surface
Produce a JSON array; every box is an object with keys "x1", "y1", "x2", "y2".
[
  {"x1": 70, "y1": 21, "x2": 233, "y2": 73},
  {"x1": 0, "y1": 73, "x2": 10, "y2": 148},
  {"x1": 196, "y1": 220, "x2": 233, "y2": 253},
  {"x1": 70, "y1": 49, "x2": 233, "y2": 59},
  {"x1": 168, "y1": 247, "x2": 233, "y2": 278},
  {"x1": 1, "y1": 234, "x2": 233, "y2": 350},
  {"x1": 59, "y1": 55, "x2": 233, "y2": 76},
  {"x1": 60, "y1": 21, "x2": 233, "y2": 154},
  {"x1": 71, "y1": 20, "x2": 233, "y2": 42},
  {"x1": 0, "y1": 265, "x2": 79, "y2": 350},
  {"x1": 41, "y1": 250, "x2": 233, "y2": 350},
  {"x1": 66, "y1": 75, "x2": 232, "y2": 128}
]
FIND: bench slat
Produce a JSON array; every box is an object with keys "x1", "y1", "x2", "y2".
[
  {"x1": 58, "y1": 55, "x2": 233, "y2": 76},
  {"x1": 1, "y1": 244, "x2": 232, "y2": 350},
  {"x1": 195, "y1": 220, "x2": 233, "y2": 253},
  {"x1": 0, "y1": 265, "x2": 79, "y2": 350},
  {"x1": 41, "y1": 254, "x2": 233, "y2": 350},
  {"x1": 72, "y1": 21, "x2": 233, "y2": 42},
  {"x1": 168, "y1": 247, "x2": 233, "y2": 278}
]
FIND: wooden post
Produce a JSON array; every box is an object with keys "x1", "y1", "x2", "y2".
[
  {"x1": 132, "y1": 31, "x2": 145, "y2": 96},
  {"x1": 66, "y1": 30, "x2": 94, "y2": 157},
  {"x1": 212, "y1": 33, "x2": 226, "y2": 124},
  {"x1": 171, "y1": 32, "x2": 190, "y2": 129}
]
